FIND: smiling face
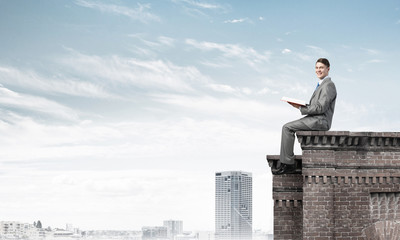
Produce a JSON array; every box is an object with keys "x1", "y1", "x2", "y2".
[{"x1": 315, "y1": 62, "x2": 330, "y2": 80}]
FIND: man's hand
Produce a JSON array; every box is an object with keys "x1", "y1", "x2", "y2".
[{"x1": 288, "y1": 102, "x2": 302, "y2": 109}]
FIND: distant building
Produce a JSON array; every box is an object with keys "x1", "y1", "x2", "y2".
[
  {"x1": 142, "y1": 226, "x2": 168, "y2": 240},
  {"x1": 52, "y1": 229, "x2": 74, "y2": 237},
  {"x1": 0, "y1": 221, "x2": 86, "y2": 239},
  {"x1": 65, "y1": 223, "x2": 74, "y2": 232},
  {"x1": 84, "y1": 230, "x2": 141, "y2": 240},
  {"x1": 163, "y1": 220, "x2": 183, "y2": 239},
  {"x1": 197, "y1": 231, "x2": 215, "y2": 240},
  {"x1": 215, "y1": 171, "x2": 252, "y2": 240},
  {"x1": 0, "y1": 221, "x2": 31, "y2": 238},
  {"x1": 0, "y1": 221, "x2": 50, "y2": 239},
  {"x1": 175, "y1": 231, "x2": 198, "y2": 240}
]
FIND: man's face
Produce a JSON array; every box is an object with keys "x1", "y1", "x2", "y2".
[{"x1": 315, "y1": 62, "x2": 330, "y2": 80}]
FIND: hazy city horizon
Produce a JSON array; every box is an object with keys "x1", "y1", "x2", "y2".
[{"x1": 1, "y1": 219, "x2": 273, "y2": 240}]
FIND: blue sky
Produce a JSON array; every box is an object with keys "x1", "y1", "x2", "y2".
[{"x1": 1, "y1": 0, "x2": 400, "y2": 232}]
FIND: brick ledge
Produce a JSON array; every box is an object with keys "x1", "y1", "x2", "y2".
[{"x1": 296, "y1": 131, "x2": 400, "y2": 151}]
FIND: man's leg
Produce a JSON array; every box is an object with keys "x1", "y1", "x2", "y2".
[{"x1": 280, "y1": 118, "x2": 313, "y2": 165}]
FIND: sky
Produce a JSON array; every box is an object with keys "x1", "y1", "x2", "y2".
[{"x1": 1, "y1": 0, "x2": 400, "y2": 233}]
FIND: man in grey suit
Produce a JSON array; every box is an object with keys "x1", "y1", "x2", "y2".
[{"x1": 274, "y1": 58, "x2": 337, "y2": 175}]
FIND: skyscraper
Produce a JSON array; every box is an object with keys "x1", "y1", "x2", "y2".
[{"x1": 215, "y1": 171, "x2": 252, "y2": 240}]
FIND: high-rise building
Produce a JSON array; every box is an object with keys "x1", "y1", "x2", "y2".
[
  {"x1": 163, "y1": 220, "x2": 183, "y2": 239},
  {"x1": 215, "y1": 171, "x2": 252, "y2": 240}
]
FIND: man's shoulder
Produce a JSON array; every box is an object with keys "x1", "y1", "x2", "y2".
[
  {"x1": 322, "y1": 77, "x2": 336, "y2": 87},
  {"x1": 324, "y1": 77, "x2": 333, "y2": 83},
  {"x1": 319, "y1": 78, "x2": 337, "y2": 96}
]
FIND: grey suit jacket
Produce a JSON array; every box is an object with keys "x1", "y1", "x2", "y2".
[{"x1": 299, "y1": 77, "x2": 337, "y2": 130}]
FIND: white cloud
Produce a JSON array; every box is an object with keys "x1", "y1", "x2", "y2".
[
  {"x1": 0, "y1": 86, "x2": 79, "y2": 121},
  {"x1": 207, "y1": 83, "x2": 236, "y2": 93},
  {"x1": 224, "y1": 18, "x2": 250, "y2": 24},
  {"x1": 150, "y1": 94, "x2": 290, "y2": 125},
  {"x1": 59, "y1": 50, "x2": 210, "y2": 93},
  {"x1": 295, "y1": 52, "x2": 313, "y2": 61},
  {"x1": 306, "y1": 45, "x2": 329, "y2": 57},
  {"x1": 279, "y1": 47, "x2": 328, "y2": 62},
  {"x1": 0, "y1": 66, "x2": 114, "y2": 99},
  {"x1": 261, "y1": 74, "x2": 310, "y2": 97},
  {"x1": 172, "y1": 0, "x2": 226, "y2": 10},
  {"x1": 74, "y1": 0, "x2": 160, "y2": 23},
  {"x1": 171, "y1": 0, "x2": 229, "y2": 18},
  {"x1": 361, "y1": 48, "x2": 381, "y2": 55},
  {"x1": 199, "y1": 60, "x2": 231, "y2": 68},
  {"x1": 185, "y1": 39, "x2": 271, "y2": 69},
  {"x1": 241, "y1": 87, "x2": 252, "y2": 95},
  {"x1": 0, "y1": 106, "x2": 283, "y2": 166},
  {"x1": 257, "y1": 87, "x2": 279, "y2": 95},
  {"x1": 158, "y1": 36, "x2": 175, "y2": 47},
  {"x1": 129, "y1": 45, "x2": 158, "y2": 57},
  {"x1": 332, "y1": 100, "x2": 386, "y2": 131},
  {"x1": 129, "y1": 34, "x2": 175, "y2": 48},
  {"x1": 206, "y1": 84, "x2": 256, "y2": 96}
]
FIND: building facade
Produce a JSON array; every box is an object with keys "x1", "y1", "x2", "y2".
[
  {"x1": 267, "y1": 131, "x2": 400, "y2": 240},
  {"x1": 215, "y1": 171, "x2": 252, "y2": 240},
  {"x1": 0, "y1": 221, "x2": 32, "y2": 238}
]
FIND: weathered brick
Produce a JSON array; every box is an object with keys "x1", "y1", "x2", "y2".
[{"x1": 268, "y1": 131, "x2": 400, "y2": 239}]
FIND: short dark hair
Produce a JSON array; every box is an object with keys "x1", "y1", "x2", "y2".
[{"x1": 316, "y1": 58, "x2": 330, "y2": 68}]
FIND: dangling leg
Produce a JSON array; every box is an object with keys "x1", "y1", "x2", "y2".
[{"x1": 275, "y1": 118, "x2": 312, "y2": 174}]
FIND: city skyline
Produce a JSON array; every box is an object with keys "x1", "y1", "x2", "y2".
[{"x1": 1, "y1": 0, "x2": 400, "y2": 232}]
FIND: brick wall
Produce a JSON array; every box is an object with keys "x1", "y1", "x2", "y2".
[
  {"x1": 268, "y1": 131, "x2": 400, "y2": 240},
  {"x1": 267, "y1": 155, "x2": 303, "y2": 239}
]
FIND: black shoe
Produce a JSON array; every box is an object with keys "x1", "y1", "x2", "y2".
[
  {"x1": 271, "y1": 161, "x2": 282, "y2": 175},
  {"x1": 273, "y1": 163, "x2": 296, "y2": 175}
]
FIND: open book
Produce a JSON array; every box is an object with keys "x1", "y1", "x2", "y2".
[{"x1": 281, "y1": 96, "x2": 307, "y2": 106}]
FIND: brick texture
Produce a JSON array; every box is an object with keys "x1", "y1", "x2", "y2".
[{"x1": 268, "y1": 131, "x2": 400, "y2": 240}]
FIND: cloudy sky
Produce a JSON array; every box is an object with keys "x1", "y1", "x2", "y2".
[{"x1": 1, "y1": 0, "x2": 400, "y2": 232}]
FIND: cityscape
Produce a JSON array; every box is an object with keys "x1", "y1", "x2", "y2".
[
  {"x1": 1, "y1": 172, "x2": 272, "y2": 240},
  {"x1": 1, "y1": 1, "x2": 398, "y2": 240}
]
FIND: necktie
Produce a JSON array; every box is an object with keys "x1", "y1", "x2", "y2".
[{"x1": 315, "y1": 82, "x2": 320, "y2": 90}]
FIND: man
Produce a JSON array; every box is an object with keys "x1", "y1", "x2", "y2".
[{"x1": 274, "y1": 58, "x2": 337, "y2": 175}]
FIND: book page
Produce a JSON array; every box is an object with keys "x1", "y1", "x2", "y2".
[{"x1": 281, "y1": 96, "x2": 306, "y2": 106}]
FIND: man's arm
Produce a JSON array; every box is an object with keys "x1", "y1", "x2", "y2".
[{"x1": 300, "y1": 82, "x2": 336, "y2": 115}]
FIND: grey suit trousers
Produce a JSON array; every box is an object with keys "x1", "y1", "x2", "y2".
[{"x1": 280, "y1": 117, "x2": 328, "y2": 164}]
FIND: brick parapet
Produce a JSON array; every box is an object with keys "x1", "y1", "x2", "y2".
[
  {"x1": 297, "y1": 131, "x2": 400, "y2": 152},
  {"x1": 268, "y1": 131, "x2": 400, "y2": 239},
  {"x1": 267, "y1": 155, "x2": 303, "y2": 173}
]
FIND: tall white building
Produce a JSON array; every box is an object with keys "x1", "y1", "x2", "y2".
[{"x1": 215, "y1": 171, "x2": 252, "y2": 240}]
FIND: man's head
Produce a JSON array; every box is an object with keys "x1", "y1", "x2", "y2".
[{"x1": 315, "y1": 58, "x2": 330, "y2": 80}]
